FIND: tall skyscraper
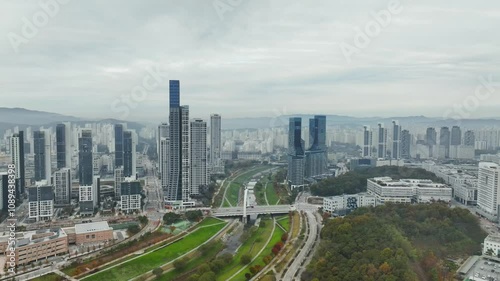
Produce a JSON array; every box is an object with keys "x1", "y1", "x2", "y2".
[
  {"x1": 440, "y1": 127, "x2": 451, "y2": 158},
  {"x1": 392, "y1": 120, "x2": 401, "y2": 159},
  {"x1": 166, "y1": 80, "x2": 191, "y2": 203},
  {"x1": 377, "y1": 123, "x2": 387, "y2": 158},
  {"x1": 157, "y1": 123, "x2": 169, "y2": 164},
  {"x1": 114, "y1": 124, "x2": 124, "y2": 167},
  {"x1": 210, "y1": 114, "x2": 222, "y2": 167},
  {"x1": 53, "y1": 168, "x2": 71, "y2": 206},
  {"x1": 426, "y1": 127, "x2": 437, "y2": 145},
  {"x1": 114, "y1": 167, "x2": 124, "y2": 199},
  {"x1": 288, "y1": 117, "x2": 305, "y2": 186},
  {"x1": 10, "y1": 131, "x2": 25, "y2": 197},
  {"x1": 190, "y1": 119, "x2": 207, "y2": 196},
  {"x1": 123, "y1": 130, "x2": 136, "y2": 178},
  {"x1": 477, "y1": 162, "x2": 500, "y2": 221},
  {"x1": 464, "y1": 130, "x2": 475, "y2": 146},
  {"x1": 451, "y1": 126, "x2": 462, "y2": 145},
  {"x1": 56, "y1": 124, "x2": 67, "y2": 169},
  {"x1": 0, "y1": 173, "x2": 9, "y2": 211},
  {"x1": 305, "y1": 115, "x2": 327, "y2": 178},
  {"x1": 159, "y1": 137, "x2": 170, "y2": 194},
  {"x1": 362, "y1": 126, "x2": 372, "y2": 158},
  {"x1": 78, "y1": 130, "x2": 93, "y2": 186},
  {"x1": 400, "y1": 129, "x2": 411, "y2": 159},
  {"x1": 34, "y1": 131, "x2": 46, "y2": 181}
]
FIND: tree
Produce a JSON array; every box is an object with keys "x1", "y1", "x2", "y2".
[
  {"x1": 173, "y1": 257, "x2": 188, "y2": 271},
  {"x1": 138, "y1": 215, "x2": 149, "y2": 226},
  {"x1": 169, "y1": 225, "x2": 177, "y2": 233},
  {"x1": 152, "y1": 267, "x2": 163, "y2": 278},
  {"x1": 163, "y1": 212, "x2": 181, "y2": 224},
  {"x1": 241, "y1": 253, "x2": 252, "y2": 265},
  {"x1": 199, "y1": 271, "x2": 216, "y2": 281},
  {"x1": 127, "y1": 225, "x2": 140, "y2": 235},
  {"x1": 185, "y1": 210, "x2": 203, "y2": 222}
]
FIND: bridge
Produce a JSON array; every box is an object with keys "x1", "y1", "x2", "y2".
[{"x1": 211, "y1": 205, "x2": 292, "y2": 218}]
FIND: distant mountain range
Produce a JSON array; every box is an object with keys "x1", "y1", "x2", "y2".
[{"x1": 0, "y1": 108, "x2": 499, "y2": 135}]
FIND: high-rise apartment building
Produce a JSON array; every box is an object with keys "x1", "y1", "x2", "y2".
[
  {"x1": 288, "y1": 117, "x2": 305, "y2": 186},
  {"x1": 426, "y1": 127, "x2": 437, "y2": 145},
  {"x1": 392, "y1": 121, "x2": 401, "y2": 159},
  {"x1": 28, "y1": 181, "x2": 54, "y2": 222},
  {"x1": 10, "y1": 131, "x2": 25, "y2": 197},
  {"x1": 78, "y1": 130, "x2": 93, "y2": 186},
  {"x1": 34, "y1": 130, "x2": 51, "y2": 181},
  {"x1": 477, "y1": 162, "x2": 500, "y2": 222},
  {"x1": 377, "y1": 123, "x2": 387, "y2": 158},
  {"x1": 464, "y1": 130, "x2": 475, "y2": 146},
  {"x1": 400, "y1": 129, "x2": 411, "y2": 159},
  {"x1": 190, "y1": 119, "x2": 207, "y2": 196},
  {"x1": 120, "y1": 178, "x2": 142, "y2": 213},
  {"x1": 114, "y1": 167, "x2": 124, "y2": 198},
  {"x1": 157, "y1": 123, "x2": 169, "y2": 174},
  {"x1": 209, "y1": 114, "x2": 224, "y2": 174},
  {"x1": 165, "y1": 80, "x2": 191, "y2": 203},
  {"x1": 53, "y1": 168, "x2": 71, "y2": 206},
  {"x1": 451, "y1": 126, "x2": 462, "y2": 145},
  {"x1": 56, "y1": 124, "x2": 67, "y2": 169},
  {"x1": 159, "y1": 137, "x2": 169, "y2": 196},
  {"x1": 440, "y1": 127, "x2": 451, "y2": 158},
  {"x1": 123, "y1": 130, "x2": 136, "y2": 178},
  {"x1": 362, "y1": 126, "x2": 372, "y2": 158}
]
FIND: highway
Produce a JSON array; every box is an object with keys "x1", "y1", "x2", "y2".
[{"x1": 211, "y1": 205, "x2": 292, "y2": 217}]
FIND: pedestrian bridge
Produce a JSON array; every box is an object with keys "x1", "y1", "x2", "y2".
[{"x1": 211, "y1": 205, "x2": 293, "y2": 217}]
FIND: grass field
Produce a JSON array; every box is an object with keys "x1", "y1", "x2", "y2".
[
  {"x1": 216, "y1": 218, "x2": 274, "y2": 281},
  {"x1": 223, "y1": 165, "x2": 271, "y2": 207},
  {"x1": 158, "y1": 240, "x2": 225, "y2": 280},
  {"x1": 82, "y1": 219, "x2": 226, "y2": 281},
  {"x1": 265, "y1": 176, "x2": 280, "y2": 205},
  {"x1": 276, "y1": 216, "x2": 290, "y2": 232},
  {"x1": 233, "y1": 220, "x2": 286, "y2": 281}
]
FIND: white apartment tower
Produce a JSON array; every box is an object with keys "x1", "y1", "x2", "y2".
[
  {"x1": 190, "y1": 119, "x2": 207, "y2": 196},
  {"x1": 477, "y1": 162, "x2": 500, "y2": 221}
]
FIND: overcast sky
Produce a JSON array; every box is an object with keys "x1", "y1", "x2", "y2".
[{"x1": 1, "y1": 0, "x2": 500, "y2": 122}]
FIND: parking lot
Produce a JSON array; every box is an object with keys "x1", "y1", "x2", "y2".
[{"x1": 465, "y1": 257, "x2": 500, "y2": 281}]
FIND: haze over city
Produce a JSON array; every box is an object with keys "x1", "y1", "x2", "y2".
[{"x1": 2, "y1": 0, "x2": 500, "y2": 121}]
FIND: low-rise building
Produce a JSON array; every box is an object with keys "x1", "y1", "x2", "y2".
[
  {"x1": 0, "y1": 228, "x2": 68, "y2": 265},
  {"x1": 367, "y1": 177, "x2": 452, "y2": 205},
  {"x1": 74, "y1": 221, "x2": 113, "y2": 245},
  {"x1": 483, "y1": 234, "x2": 500, "y2": 256},
  {"x1": 323, "y1": 193, "x2": 376, "y2": 214},
  {"x1": 120, "y1": 177, "x2": 142, "y2": 213}
]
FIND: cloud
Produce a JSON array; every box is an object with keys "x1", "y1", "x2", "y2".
[{"x1": 1, "y1": 0, "x2": 499, "y2": 122}]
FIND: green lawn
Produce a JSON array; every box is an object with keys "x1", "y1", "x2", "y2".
[
  {"x1": 158, "y1": 240, "x2": 225, "y2": 280},
  {"x1": 223, "y1": 166, "x2": 271, "y2": 207},
  {"x1": 82, "y1": 219, "x2": 227, "y2": 281},
  {"x1": 276, "y1": 216, "x2": 290, "y2": 232},
  {"x1": 233, "y1": 221, "x2": 286, "y2": 281},
  {"x1": 265, "y1": 176, "x2": 280, "y2": 205},
  {"x1": 216, "y1": 218, "x2": 274, "y2": 281}
]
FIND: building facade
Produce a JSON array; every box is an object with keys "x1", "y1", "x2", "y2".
[
  {"x1": 53, "y1": 168, "x2": 71, "y2": 206},
  {"x1": 120, "y1": 178, "x2": 142, "y2": 213},
  {"x1": 78, "y1": 130, "x2": 93, "y2": 186},
  {"x1": 28, "y1": 182, "x2": 54, "y2": 222},
  {"x1": 477, "y1": 162, "x2": 500, "y2": 221},
  {"x1": 323, "y1": 193, "x2": 376, "y2": 214},
  {"x1": 190, "y1": 118, "x2": 207, "y2": 196},
  {"x1": 287, "y1": 117, "x2": 305, "y2": 186}
]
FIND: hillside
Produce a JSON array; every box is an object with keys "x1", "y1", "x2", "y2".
[
  {"x1": 310, "y1": 166, "x2": 445, "y2": 197},
  {"x1": 303, "y1": 203, "x2": 486, "y2": 281}
]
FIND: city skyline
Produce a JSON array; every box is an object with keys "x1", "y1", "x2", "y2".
[{"x1": 2, "y1": 1, "x2": 500, "y2": 121}]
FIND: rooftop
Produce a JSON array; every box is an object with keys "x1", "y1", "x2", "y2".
[
  {"x1": 75, "y1": 221, "x2": 112, "y2": 234},
  {"x1": 485, "y1": 234, "x2": 500, "y2": 244},
  {"x1": 0, "y1": 228, "x2": 66, "y2": 247}
]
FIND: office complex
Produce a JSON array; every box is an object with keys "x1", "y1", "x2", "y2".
[
  {"x1": 401, "y1": 129, "x2": 411, "y2": 159},
  {"x1": 323, "y1": 193, "x2": 376, "y2": 214},
  {"x1": 114, "y1": 124, "x2": 124, "y2": 167},
  {"x1": 10, "y1": 131, "x2": 25, "y2": 197},
  {"x1": 28, "y1": 181, "x2": 54, "y2": 222},
  {"x1": 305, "y1": 115, "x2": 327, "y2": 178},
  {"x1": 56, "y1": 124, "x2": 70, "y2": 169},
  {"x1": 123, "y1": 130, "x2": 136, "y2": 177},
  {"x1": 367, "y1": 177, "x2": 452, "y2": 204},
  {"x1": 34, "y1": 130, "x2": 51, "y2": 181},
  {"x1": 190, "y1": 119, "x2": 207, "y2": 196},
  {"x1": 53, "y1": 168, "x2": 71, "y2": 206},
  {"x1": 287, "y1": 117, "x2": 305, "y2": 186},
  {"x1": 477, "y1": 162, "x2": 500, "y2": 221},
  {"x1": 120, "y1": 178, "x2": 142, "y2": 213},
  {"x1": 165, "y1": 80, "x2": 191, "y2": 203},
  {"x1": 79, "y1": 130, "x2": 93, "y2": 186}
]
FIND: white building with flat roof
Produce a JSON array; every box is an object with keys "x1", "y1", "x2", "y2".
[
  {"x1": 477, "y1": 162, "x2": 500, "y2": 222},
  {"x1": 323, "y1": 193, "x2": 376, "y2": 214},
  {"x1": 483, "y1": 234, "x2": 500, "y2": 256},
  {"x1": 367, "y1": 177, "x2": 452, "y2": 205}
]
